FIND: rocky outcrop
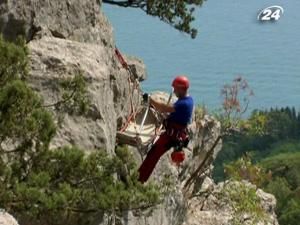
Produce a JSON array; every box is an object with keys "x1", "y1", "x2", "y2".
[
  {"x1": 28, "y1": 36, "x2": 143, "y2": 153},
  {"x1": 183, "y1": 179, "x2": 279, "y2": 225},
  {"x1": 0, "y1": 211, "x2": 19, "y2": 225},
  {"x1": 0, "y1": 0, "x2": 113, "y2": 46}
]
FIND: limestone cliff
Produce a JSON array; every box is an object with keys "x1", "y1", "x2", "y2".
[
  {"x1": 0, "y1": 1, "x2": 279, "y2": 225},
  {"x1": 0, "y1": 211, "x2": 19, "y2": 225},
  {"x1": 0, "y1": 0, "x2": 113, "y2": 45},
  {"x1": 1, "y1": 0, "x2": 146, "y2": 153}
]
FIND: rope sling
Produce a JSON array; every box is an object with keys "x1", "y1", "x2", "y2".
[
  {"x1": 114, "y1": 47, "x2": 140, "y2": 133},
  {"x1": 114, "y1": 47, "x2": 161, "y2": 158}
]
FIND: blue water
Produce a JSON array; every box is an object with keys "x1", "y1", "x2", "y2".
[{"x1": 103, "y1": 1, "x2": 300, "y2": 112}]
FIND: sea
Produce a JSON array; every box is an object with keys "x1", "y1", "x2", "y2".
[{"x1": 103, "y1": 0, "x2": 300, "y2": 114}]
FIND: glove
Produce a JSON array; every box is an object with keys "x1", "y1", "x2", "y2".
[{"x1": 142, "y1": 93, "x2": 149, "y2": 103}]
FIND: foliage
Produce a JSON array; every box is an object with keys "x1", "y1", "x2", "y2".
[
  {"x1": 59, "y1": 72, "x2": 90, "y2": 115},
  {"x1": 0, "y1": 80, "x2": 56, "y2": 151},
  {"x1": 263, "y1": 108, "x2": 297, "y2": 140},
  {"x1": 213, "y1": 107, "x2": 300, "y2": 182},
  {"x1": 103, "y1": 0, "x2": 206, "y2": 39},
  {"x1": 0, "y1": 36, "x2": 28, "y2": 84},
  {"x1": 216, "y1": 76, "x2": 253, "y2": 135},
  {"x1": 0, "y1": 36, "x2": 56, "y2": 154},
  {"x1": 265, "y1": 140, "x2": 300, "y2": 156},
  {"x1": 244, "y1": 111, "x2": 268, "y2": 136},
  {"x1": 44, "y1": 72, "x2": 91, "y2": 116},
  {"x1": 219, "y1": 144, "x2": 300, "y2": 225},
  {"x1": 183, "y1": 76, "x2": 253, "y2": 194},
  {"x1": 194, "y1": 104, "x2": 206, "y2": 122},
  {"x1": 211, "y1": 77, "x2": 254, "y2": 181},
  {"x1": 261, "y1": 152, "x2": 300, "y2": 224},
  {"x1": 265, "y1": 177, "x2": 292, "y2": 211},
  {"x1": 214, "y1": 105, "x2": 300, "y2": 225},
  {"x1": 247, "y1": 107, "x2": 300, "y2": 143},
  {"x1": 220, "y1": 181, "x2": 267, "y2": 225},
  {"x1": 260, "y1": 152, "x2": 300, "y2": 190},
  {"x1": 279, "y1": 199, "x2": 300, "y2": 225},
  {"x1": 224, "y1": 154, "x2": 271, "y2": 188},
  {"x1": 1, "y1": 146, "x2": 160, "y2": 225}
]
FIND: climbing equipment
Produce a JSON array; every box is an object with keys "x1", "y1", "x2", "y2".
[
  {"x1": 114, "y1": 50, "x2": 191, "y2": 167},
  {"x1": 172, "y1": 75, "x2": 190, "y2": 90},
  {"x1": 114, "y1": 47, "x2": 140, "y2": 133},
  {"x1": 115, "y1": 48, "x2": 129, "y2": 70},
  {"x1": 115, "y1": 47, "x2": 162, "y2": 159},
  {"x1": 171, "y1": 150, "x2": 185, "y2": 165},
  {"x1": 138, "y1": 121, "x2": 189, "y2": 182},
  {"x1": 139, "y1": 95, "x2": 150, "y2": 134},
  {"x1": 164, "y1": 118, "x2": 190, "y2": 166}
]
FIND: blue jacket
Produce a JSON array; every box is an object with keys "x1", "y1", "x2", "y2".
[{"x1": 168, "y1": 96, "x2": 194, "y2": 126}]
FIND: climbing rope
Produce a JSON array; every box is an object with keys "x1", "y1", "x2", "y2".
[
  {"x1": 115, "y1": 47, "x2": 151, "y2": 161},
  {"x1": 114, "y1": 48, "x2": 175, "y2": 160},
  {"x1": 114, "y1": 47, "x2": 141, "y2": 133}
]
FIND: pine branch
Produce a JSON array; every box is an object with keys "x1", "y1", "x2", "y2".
[
  {"x1": 102, "y1": 0, "x2": 140, "y2": 8},
  {"x1": 42, "y1": 89, "x2": 76, "y2": 108}
]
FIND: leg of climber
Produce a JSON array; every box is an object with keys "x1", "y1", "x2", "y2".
[{"x1": 138, "y1": 133, "x2": 172, "y2": 183}]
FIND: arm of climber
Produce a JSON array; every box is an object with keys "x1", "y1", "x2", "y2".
[{"x1": 149, "y1": 97, "x2": 175, "y2": 113}]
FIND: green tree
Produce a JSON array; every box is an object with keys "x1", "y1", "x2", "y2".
[
  {"x1": 213, "y1": 107, "x2": 300, "y2": 181},
  {"x1": 265, "y1": 177, "x2": 292, "y2": 212},
  {"x1": 0, "y1": 36, "x2": 28, "y2": 84},
  {"x1": 0, "y1": 36, "x2": 56, "y2": 165},
  {"x1": 212, "y1": 103, "x2": 300, "y2": 224},
  {"x1": 1, "y1": 146, "x2": 160, "y2": 225},
  {"x1": 261, "y1": 152, "x2": 300, "y2": 189},
  {"x1": 43, "y1": 72, "x2": 91, "y2": 116},
  {"x1": 279, "y1": 199, "x2": 300, "y2": 225},
  {"x1": 260, "y1": 152, "x2": 300, "y2": 225},
  {"x1": 103, "y1": 0, "x2": 206, "y2": 38},
  {"x1": 224, "y1": 155, "x2": 271, "y2": 188},
  {"x1": 265, "y1": 109, "x2": 294, "y2": 139},
  {"x1": 0, "y1": 80, "x2": 56, "y2": 151}
]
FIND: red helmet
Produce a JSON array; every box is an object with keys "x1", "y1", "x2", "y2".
[
  {"x1": 171, "y1": 150, "x2": 185, "y2": 165},
  {"x1": 172, "y1": 76, "x2": 190, "y2": 90}
]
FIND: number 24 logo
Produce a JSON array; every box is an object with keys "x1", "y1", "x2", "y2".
[{"x1": 257, "y1": 6, "x2": 284, "y2": 21}]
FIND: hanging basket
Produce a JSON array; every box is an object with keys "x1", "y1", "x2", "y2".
[{"x1": 117, "y1": 107, "x2": 160, "y2": 148}]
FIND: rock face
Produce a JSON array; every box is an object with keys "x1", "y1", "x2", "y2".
[
  {"x1": 0, "y1": 1, "x2": 279, "y2": 225},
  {"x1": 0, "y1": 0, "x2": 113, "y2": 46},
  {"x1": 28, "y1": 35, "x2": 143, "y2": 153},
  {"x1": 183, "y1": 179, "x2": 279, "y2": 225},
  {"x1": 0, "y1": 211, "x2": 19, "y2": 225}
]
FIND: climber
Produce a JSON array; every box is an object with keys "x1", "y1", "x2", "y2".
[{"x1": 138, "y1": 75, "x2": 194, "y2": 183}]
